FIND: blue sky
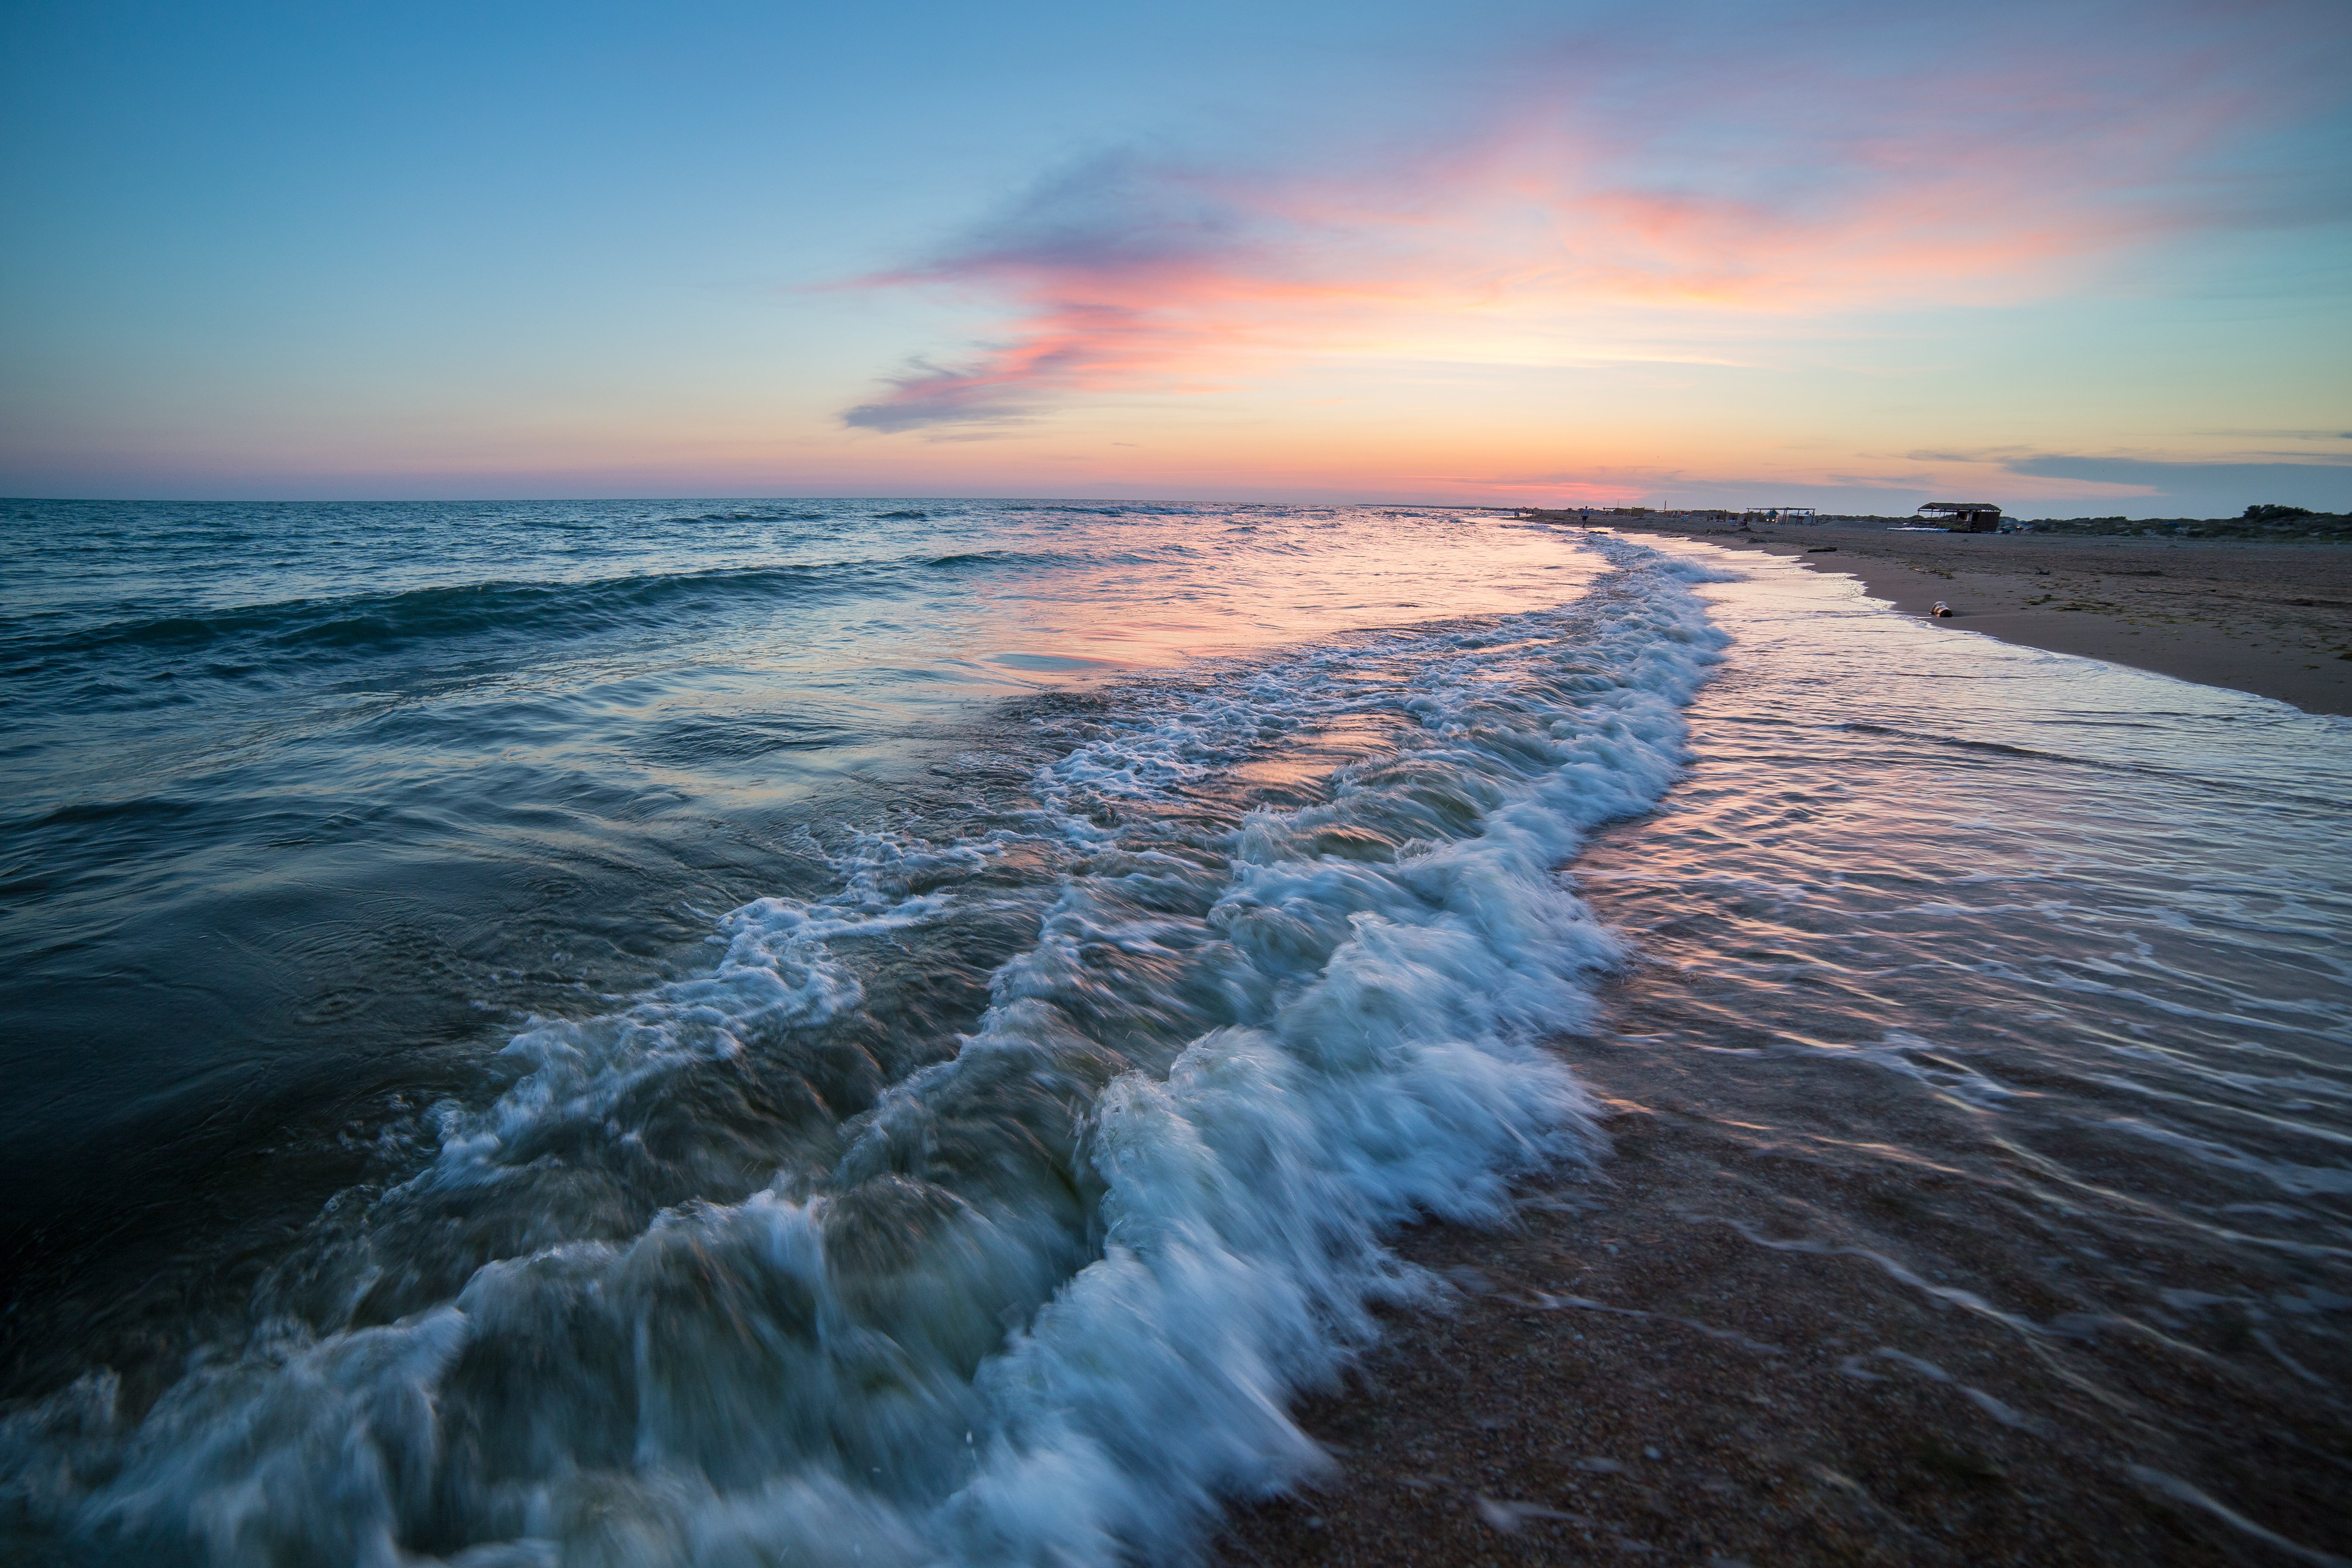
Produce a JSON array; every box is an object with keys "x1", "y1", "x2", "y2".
[{"x1": 4, "y1": 0, "x2": 2348, "y2": 514}]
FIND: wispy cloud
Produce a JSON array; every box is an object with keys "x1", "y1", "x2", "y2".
[
  {"x1": 839, "y1": 154, "x2": 1304, "y2": 431},
  {"x1": 837, "y1": 1, "x2": 2348, "y2": 434}
]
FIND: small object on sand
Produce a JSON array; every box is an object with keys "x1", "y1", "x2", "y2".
[
  {"x1": 1932, "y1": 601, "x2": 1953, "y2": 617},
  {"x1": 1805, "y1": 546, "x2": 1837, "y2": 553}
]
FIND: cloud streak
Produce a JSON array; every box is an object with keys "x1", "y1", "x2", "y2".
[
  {"x1": 840, "y1": 155, "x2": 1349, "y2": 431},
  {"x1": 839, "y1": 0, "x2": 2349, "y2": 434}
]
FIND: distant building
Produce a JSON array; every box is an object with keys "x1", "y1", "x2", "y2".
[
  {"x1": 1918, "y1": 502, "x2": 2002, "y2": 533},
  {"x1": 1744, "y1": 506, "x2": 1818, "y2": 522}
]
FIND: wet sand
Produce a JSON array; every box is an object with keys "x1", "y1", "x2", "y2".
[
  {"x1": 1215, "y1": 960, "x2": 2349, "y2": 1568},
  {"x1": 1213, "y1": 1076, "x2": 2347, "y2": 1567},
  {"x1": 1596, "y1": 523, "x2": 2352, "y2": 716}
]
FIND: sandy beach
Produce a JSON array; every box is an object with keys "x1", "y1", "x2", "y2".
[
  {"x1": 1600, "y1": 521, "x2": 2352, "y2": 716},
  {"x1": 1213, "y1": 1036, "x2": 2348, "y2": 1567}
]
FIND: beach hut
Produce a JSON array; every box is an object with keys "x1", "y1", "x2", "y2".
[{"x1": 1918, "y1": 502, "x2": 2002, "y2": 533}]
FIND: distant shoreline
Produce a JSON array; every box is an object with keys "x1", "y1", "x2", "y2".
[{"x1": 1543, "y1": 517, "x2": 2352, "y2": 716}]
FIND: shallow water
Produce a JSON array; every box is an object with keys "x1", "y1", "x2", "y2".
[
  {"x1": 1, "y1": 505, "x2": 2345, "y2": 1565},
  {"x1": 1560, "y1": 543, "x2": 2352, "y2": 1559},
  {"x1": 1612, "y1": 543, "x2": 2352, "y2": 1268}
]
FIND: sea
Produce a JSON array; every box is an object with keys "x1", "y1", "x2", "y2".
[{"x1": 0, "y1": 499, "x2": 2345, "y2": 1566}]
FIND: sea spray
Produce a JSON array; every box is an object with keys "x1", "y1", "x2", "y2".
[{"x1": 2, "y1": 537, "x2": 1729, "y2": 1566}]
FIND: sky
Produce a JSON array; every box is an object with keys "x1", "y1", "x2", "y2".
[{"x1": 2, "y1": 0, "x2": 2348, "y2": 515}]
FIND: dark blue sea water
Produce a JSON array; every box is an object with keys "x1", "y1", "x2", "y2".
[{"x1": 0, "y1": 500, "x2": 2346, "y2": 1565}]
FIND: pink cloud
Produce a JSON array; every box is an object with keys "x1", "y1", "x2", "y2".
[{"x1": 840, "y1": 1, "x2": 2348, "y2": 434}]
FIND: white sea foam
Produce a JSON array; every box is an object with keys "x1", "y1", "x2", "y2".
[{"x1": 1, "y1": 536, "x2": 1725, "y2": 1565}]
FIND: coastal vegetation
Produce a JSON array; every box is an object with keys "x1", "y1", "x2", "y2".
[
  {"x1": 2016, "y1": 506, "x2": 2352, "y2": 540},
  {"x1": 1519, "y1": 506, "x2": 2351, "y2": 539}
]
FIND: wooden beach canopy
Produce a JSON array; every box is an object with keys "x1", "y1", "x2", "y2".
[{"x1": 1918, "y1": 501, "x2": 2003, "y2": 533}]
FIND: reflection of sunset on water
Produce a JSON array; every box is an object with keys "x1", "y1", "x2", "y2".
[{"x1": 958, "y1": 509, "x2": 1600, "y2": 678}]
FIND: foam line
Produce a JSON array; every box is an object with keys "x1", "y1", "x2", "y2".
[{"x1": 2, "y1": 537, "x2": 1728, "y2": 1566}]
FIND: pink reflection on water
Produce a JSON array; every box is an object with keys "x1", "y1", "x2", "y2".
[{"x1": 966, "y1": 511, "x2": 1604, "y2": 683}]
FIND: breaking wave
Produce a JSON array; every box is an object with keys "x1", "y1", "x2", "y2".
[{"x1": 0, "y1": 539, "x2": 1725, "y2": 1566}]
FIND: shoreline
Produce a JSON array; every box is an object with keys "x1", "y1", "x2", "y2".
[
  {"x1": 1211, "y1": 546, "x2": 2352, "y2": 1568},
  {"x1": 1214, "y1": 865, "x2": 2350, "y2": 1568},
  {"x1": 1213, "y1": 1055, "x2": 2346, "y2": 1567},
  {"x1": 1578, "y1": 521, "x2": 2352, "y2": 716}
]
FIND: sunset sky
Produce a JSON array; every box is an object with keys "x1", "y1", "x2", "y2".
[{"x1": 3, "y1": 0, "x2": 2347, "y2": 514}]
